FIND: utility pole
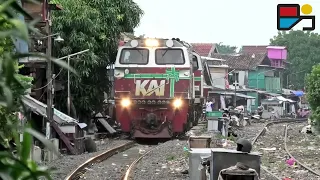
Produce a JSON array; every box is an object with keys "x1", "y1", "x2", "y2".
[
  {"x1": 46, "y1": 3, "x2": 54, "y2": 140},
  {"x1": 234, "y1": 79, "x2": 237, "y2": 107},
  {"x1": 67, "y1": 55, "x2": 70, "y2": 116},
  {"x1": 64, "y1": 49, "x2": 89, "y2": 116}
]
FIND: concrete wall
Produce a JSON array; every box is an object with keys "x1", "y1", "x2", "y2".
[
  {"x1": 237, "y1": 71, "x2": 248, "y2": 86},
  {"x1": 209, "y1": 67, "x2": 227, "y2": 89}
]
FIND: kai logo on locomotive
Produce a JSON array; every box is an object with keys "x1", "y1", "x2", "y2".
[{"x1": 135, "y1": 80, "x2": 166, "y2": 96}]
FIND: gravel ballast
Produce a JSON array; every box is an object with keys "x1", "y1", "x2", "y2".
[
  {"x1": 43, "y1": 120, "x2": 320, "y2": 180},
  {"x1": 43, "y1": 139, "x2": 131, "y2": 180},
  {"x1": 253, "y1": 122, "x2": 320, "y2": 180},
  {"x1": 133, "y1": 139, "x2": 189, "y2": 180},
  {"x1": 80, "y1": 144, "x2": 154, "y2": 180},
  {"x1": 132, "y1": 121, "x2": 270, "y2": 180}
]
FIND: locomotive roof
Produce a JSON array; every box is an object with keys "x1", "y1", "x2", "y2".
[{"x1": 123, "y1": 38, "x2": 192, "y2": 48}]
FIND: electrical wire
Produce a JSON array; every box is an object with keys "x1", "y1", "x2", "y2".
[
  {"x1": 32, "y1": 68, "x2": 63, "y2": 91},
  {"x1": 37, "y1": 90, "x2": 46, "y2": 100}
]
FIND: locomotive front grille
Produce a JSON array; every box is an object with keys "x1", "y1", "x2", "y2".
[{"x1": 132, "y1": 99, "x2": 171, "y2": 105}]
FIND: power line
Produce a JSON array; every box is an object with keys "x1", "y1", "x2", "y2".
[{"x1": 32, "y1": 68, "x2": 63, "y2": 91}]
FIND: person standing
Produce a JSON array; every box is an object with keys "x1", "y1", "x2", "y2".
[{"x1": 206, "y1": 99, "x2": 213, "y2": 112}]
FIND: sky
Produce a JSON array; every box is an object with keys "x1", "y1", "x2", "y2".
[{"x1": 133, "y1": 0, "x2": 320, "y2": 48}]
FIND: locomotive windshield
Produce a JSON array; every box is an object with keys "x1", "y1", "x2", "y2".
[
  {"x1": 120, "y1": 48, "x2": 149, "y2": 64},
  {"x1": 155, "y1": 49, "x2": 185, "y2": 65}
]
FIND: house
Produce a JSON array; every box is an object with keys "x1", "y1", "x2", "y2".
[
  {"x1": 202, "y1": 56, "x2": 256, "y2": 111},
  {"x1": 210, "y1": 46, "x2": 288, "y2": 110},
  {"x1": 209, "y1": 53, "x2": 269, "y2": 88},
  {"x1": 191, "y1": 43, "x2": 219, "y2": 57},
  {"x1": 18, "y1": 0, "x2": 85, "y2": 156}
]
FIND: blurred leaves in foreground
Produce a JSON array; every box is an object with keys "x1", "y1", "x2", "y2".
[{"x1": 0, "y1": 0, "x2": 74, "y2": 179}]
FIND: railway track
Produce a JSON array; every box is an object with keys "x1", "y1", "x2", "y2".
[
  {"x1": 65, "y1": 118, "x2": 318, "y2": 180},
  {"x1": 65, "y1": 139, "x2": 161, "y2": 180},
  {"x1": 121, "y1": 146, "x2": 156, "y2": 180},
  {"x1": 252, "y1": 118, "x2": 320, "y2": 180},
  {"x1": 64, "y1": 141, "x2": 135, "y2": 180}
]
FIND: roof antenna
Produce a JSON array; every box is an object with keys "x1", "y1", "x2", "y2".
[{"x1": 251, "y1": 53, "x2": 255, "y2": 59}]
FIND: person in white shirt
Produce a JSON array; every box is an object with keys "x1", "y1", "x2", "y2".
[{"x1": 206, "y1": 100, "x2": 213, "y2": 112}]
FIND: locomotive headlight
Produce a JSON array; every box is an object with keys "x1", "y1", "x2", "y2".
[
  {"x1": 130, "y1": 40, "x2": 138, "y2": 47},
  {"x1": 121, "y1": 98, "x2": 131, "y2": 107},
  {"x1": 173, "y1": 99, "x2": 182, "y2": 108},
  {"x1": 165, "y1": 39, "x2": 174, "y2": 47},
  {"x1": 145, "y1": 39, "x2": 159, "y2": 47}
]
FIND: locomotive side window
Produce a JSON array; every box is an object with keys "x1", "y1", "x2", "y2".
[
  {"x1": 155, "y1": 49, "x2": 185, "y2": 65},
  {"x1": 120, "y1": 48, "x2": 149, "y2": 64},
  {"x1": 192, "y1": 55, "x2": 199, "y2": 70}
]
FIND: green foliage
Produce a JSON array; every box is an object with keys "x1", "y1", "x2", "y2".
[
  {"x1": 270, "y1": 30, "x2": 320, "y2": 89},
  {"x1": 305, "y1": 65, "x2": 320, "y2": 126},
  {"x1": 216, "y1": 43, "x2": 237, "y2": 54},
  {"x1": 0, "y1": 0, "x2": 72, "y2": 179},
  {"x1": 0, "y1": 64, "x2": 33, "y2": 139},
  {"x1": 0, "y1": 16, "x2": 13, "y2": 55},
  {"x1": 52, "y1": 0, "x2": 143, "y2": 121}
]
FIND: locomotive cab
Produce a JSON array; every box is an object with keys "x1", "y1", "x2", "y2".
[{"x1": 114, "y1": 38, "x2": 195, "y2": 138}]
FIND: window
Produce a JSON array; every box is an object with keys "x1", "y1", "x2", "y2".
[
  {"x1": 192, "y1": 55, "x2": 199, "y2": 70},
  {"x1": 229, "y1": 72, "x2": 239, "y2": 84},
  {"x1": 155, "y1": 49, "x2": 185, "y2": 65},
  {"x1": 120, "y1": 48, "x2": 149, "y2": 64}
]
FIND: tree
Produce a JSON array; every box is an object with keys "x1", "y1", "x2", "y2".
[
  {"x1": 305, "y1": 65, "x2": 320, "y2": 127},
  {"x1": 216, "y1": 42, "x2": 237, "y2": 54},
  {"x1": 51, "y1": 0, "x2": 143, "y2": 122},
  {"x1": 270, "y1": 30, "x2": 320, "y2": 89}
]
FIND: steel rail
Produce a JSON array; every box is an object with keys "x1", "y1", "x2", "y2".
[
  {"x1": 64, "y1": 141, "x2": 136, "y2": 180},
  {"x1": 121, "y1": 147, "x2": 155, "y2": 180},
  {"x1": 251, "y1": 118, "x2": 307, "y2": 180},
  {"x1": 284, "y1": 124, "x2": 320, "y2": 177}
]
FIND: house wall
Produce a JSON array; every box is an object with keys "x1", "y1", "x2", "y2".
[
  {"x1": 267, "y1": 49, "x2": 287, "y2": 60},
  {"x1": 209, "y1": 67, "x2": 227, "y2": 89},
  {"x1": 265, "y1": 77, "x2": 281, "y2": 93},
  {"x1": 248, "y1": 70, "x2": 266, "y2": 89},
  {"x1": 238, "y1": 71, "x2": 248, "y2": 86},
  {"x1": 248, "y1": 67, "x2": 280, "y2": 90}
]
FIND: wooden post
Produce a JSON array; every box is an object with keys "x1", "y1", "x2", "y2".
[{"x1": 74, "y1": 125, "x2": 84, "y2": 154}]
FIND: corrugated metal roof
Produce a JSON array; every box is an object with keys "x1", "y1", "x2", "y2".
[
  {"x1": 208, "y1": 91, "x2": 256, "y2": 99},
  {"x1": 22, "y1": 95, "x2": 79, "y2": 125}
]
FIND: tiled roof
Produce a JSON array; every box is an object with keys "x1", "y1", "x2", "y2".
[
  {"x1": 191, "y1": 43, "x2": 218, "y2": 56},
  {"x1": 242, "y1": 45, "x2": 268, "y2": 54},
  {"x1": 210, "y1": 53, "x2": 268, "y2": 70}
]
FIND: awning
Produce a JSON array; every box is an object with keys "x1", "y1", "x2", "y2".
[
  {"x1": 208, "y1": 91, "x2": 256, "y2": 99},
  {"x1": 292, "y1": 91, "x2": 304, "y2": 97},
  {"x1": 256, "y1": 90, "x2": 280, "y2": 97},
  {"x1": 276, "y1": 96, "x2": 295, "y2": 103},
  {"x1": 21, "y1": 95, "x2": 85, "y2": 126}
]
